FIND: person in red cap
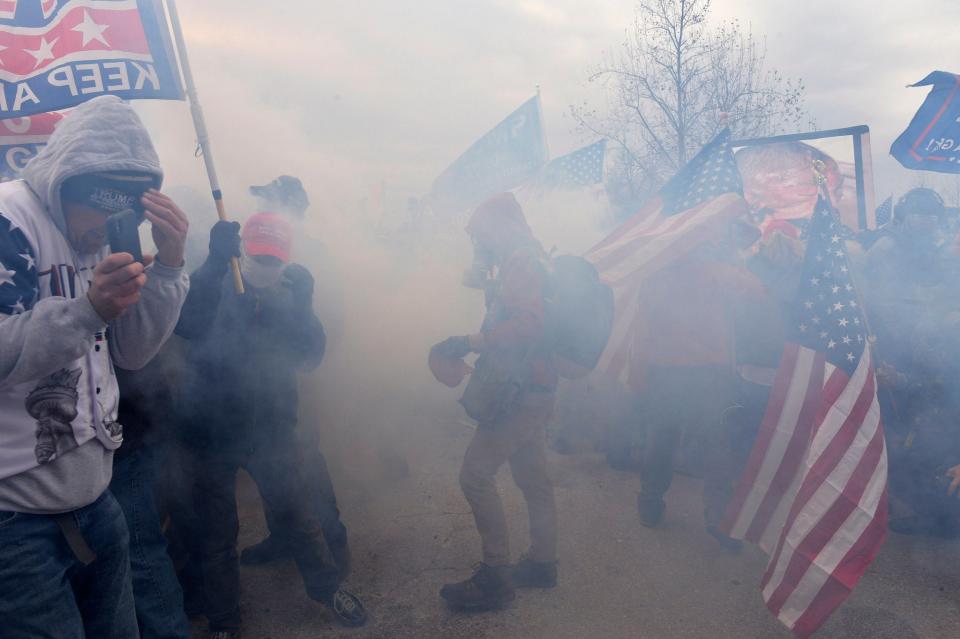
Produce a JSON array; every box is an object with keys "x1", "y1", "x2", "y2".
[
  {"x1": 435, "y1": 193, "x2": 560, "y2": 612},
  {"x1": 169, "y1": 215, "x2": 366, "y2": 637}
]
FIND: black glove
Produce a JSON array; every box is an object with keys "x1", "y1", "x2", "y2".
[
  {"x1": 282, "y1": 263, "x2": 314, "y2": 304},
  {"x1": 434, "y1": 335, "x2": 472, "y2": 359},
  {"x1": 208, "y1": 220, "x2": 241, "y2": 265}
]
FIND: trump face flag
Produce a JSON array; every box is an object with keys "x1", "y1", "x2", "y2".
[
  {"x1": 585, "y1": 129, "x2": 747, "y2": 386},
  {"x1": 0, "y1": 0, "x2": 182, "y2": 119},
  {"x1": 720, "y1": 195, "x2": 887, "y2": 637}
]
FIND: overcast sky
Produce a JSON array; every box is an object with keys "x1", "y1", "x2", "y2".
[{"x1": 137, "y1": 0, "x2": 960, "y2": 219}]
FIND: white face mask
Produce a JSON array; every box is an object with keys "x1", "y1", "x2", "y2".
[{"x1": 240, "y1": 249, "x2": 285, "y2": 289}]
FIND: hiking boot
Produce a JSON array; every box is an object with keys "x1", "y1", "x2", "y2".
[
  {"x1": 637, "y1": 495, "x2": 666, "y2": 528},
  {"x1": 208, "y1": 630, "x2": 241, "y2": 639},
  {"x1": 240, "y1": 535, "x2": 292, "y2": 565},
  {"x1": 323, "y1": 588, "x2": 368, "y2": 627},
  {"x1": 512, "y1": 556, "x2": 557, "y2": 589},
  {"x1": 440, "y1": 563, "x2": 515, "y2": 611}
]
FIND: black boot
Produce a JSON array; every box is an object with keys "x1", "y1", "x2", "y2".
[
  {"x1": 637, "y1": 495, "x2": 666, "y2": 528},
  {"x1": 240, "y1": 535, "x2": 292, "y2": 565},
  {"x1": 512, "y1": 556, "x2": 557, "y2": 589},
  {"x1": 440, "y1": 563, "x2": 515, "y2": 611},
  {"x1": 322, "y1": 588, "x2": 368, "y2": 627}
]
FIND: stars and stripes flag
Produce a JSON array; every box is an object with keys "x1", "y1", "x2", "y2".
[
  {"x1": 0, "y1": 0, "x2": 182, "y2": 120},
  {"x1": 584, "y1": 129, "x2": 748, "y2": 384},
  {"x1": 542, "y1": 139, "x2": 605, "y2": 189},
  {"x1": 719, "y1": 194, "x2": 887, "y2": 638}
]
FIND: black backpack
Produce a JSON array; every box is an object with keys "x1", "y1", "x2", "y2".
[{"x1": 544, "y1": 255, "x2": 614, "y2": 378}]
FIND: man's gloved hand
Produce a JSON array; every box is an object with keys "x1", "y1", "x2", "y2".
[
  {"x1": 209, "y1": 220, "x2": 241, "y2": 265},
  {"x1": 282, "y1": 263, "x2": 314, "y2": 305},
  {"x1": 434, "y1": 335, "x2": 472, "y2": 359}
]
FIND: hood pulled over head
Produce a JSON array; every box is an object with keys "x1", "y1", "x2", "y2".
[
  {"x1": 21, "y1": 96, "x2": 162, "y2": 237},
  {"x1": 465, "y1": 192, "x2": 535, "y2": 258}
]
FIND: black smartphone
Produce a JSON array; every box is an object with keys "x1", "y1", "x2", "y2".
[{"x1": 106, "y1": 208, "x2": 143, "y2": 263}]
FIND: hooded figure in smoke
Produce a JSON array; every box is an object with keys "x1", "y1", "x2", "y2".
[
  {"x1": 0, "y1": 95, "x2": 189, "y2": 639},
  {"x1": 433, "y1": 193, "x2": 559, "y2": 612},
  {"x1": 171, "y1": 213, "x2": 366, "y2": 636}
]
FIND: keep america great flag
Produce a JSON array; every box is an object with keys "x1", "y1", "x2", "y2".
[{"x1": 0, "y1": 0, "x2": 182, "y2": 119}]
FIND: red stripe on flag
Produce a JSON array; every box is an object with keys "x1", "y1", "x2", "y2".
[
  {"x1": 719, "y1": 343, "x2": 800, "y2": 534},
  {"x1": 789, "y1": 493, "x2": 888, "y2": 638},
  {"x1": 588, "y1": 196, "x2": 663, "y2": 254},
  {"x1": 744, "y1": 352, "x2": 824, "y2": 543},
  {"x1": 759, "y1": 365, "x2": 875, "y2": 595},
  {"x1": 763, "y1": 404, "x2": 883, "y2": 615}
]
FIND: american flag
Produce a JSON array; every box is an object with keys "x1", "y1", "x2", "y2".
[
  {"x1": 542, "y1": 139, "x2": 605, "y2": 189},
  {"x1": 719, "y1": 195, "x2": 887, "y2": 638},
  {"x1": 585, "y1": 129, "x2": 748, "y2": 385}
]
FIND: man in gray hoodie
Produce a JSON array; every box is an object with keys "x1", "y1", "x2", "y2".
[{"x1": 0, "y1": 96, "x2": 189, "y2": 639}]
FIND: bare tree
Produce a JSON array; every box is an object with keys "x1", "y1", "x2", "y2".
[{"x1": 573, "y1": 0, "x2": 811, "y2": 210}]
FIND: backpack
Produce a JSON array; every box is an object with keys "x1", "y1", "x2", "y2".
[{"x1": 544, "y1": 255, "x2": 614, "y2": 378}]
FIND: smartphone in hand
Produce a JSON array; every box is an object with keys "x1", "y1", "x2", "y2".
[{"x1": 106, "y1": 209, "x2": 143, "y2": 263}]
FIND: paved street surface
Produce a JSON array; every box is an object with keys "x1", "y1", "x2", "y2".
[{"x1": 190, "y1": 397, "x2": 960, "y2": 639}]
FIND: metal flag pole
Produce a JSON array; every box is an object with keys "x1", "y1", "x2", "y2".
[{"x1": 164, "y1": 0, "x2": 244, "y2": 294}]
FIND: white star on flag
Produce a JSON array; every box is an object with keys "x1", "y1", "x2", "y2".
[
  {"x1": 73, "y1": 11, "x2": 110, "y2": 47},
  {"x1": 0, "y1": 261, "x2": 16, "y2": 287},
  {"x1": 10, "y1": 298, "x2": 25, "y2": 314},
  {"x1": 27, "y1": 36, "x2": 58, "y2": 69},
  {"x1": 18, "y1": 253, "x2": 35, "y2": 271}
]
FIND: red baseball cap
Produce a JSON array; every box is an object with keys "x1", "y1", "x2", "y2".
[{"x1": 241, "y1": 212, "x2": 293, "y2": 262}]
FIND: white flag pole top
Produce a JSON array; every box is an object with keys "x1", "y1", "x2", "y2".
[{"x1": 164, "y1": 0, "x2": 244, "y2": 294}]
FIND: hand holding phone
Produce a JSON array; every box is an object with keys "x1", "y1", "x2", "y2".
[{"x1": 107, "y1": 208, "x2": 143, "y2": 263}]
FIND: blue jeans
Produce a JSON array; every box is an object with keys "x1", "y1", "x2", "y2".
[
  {"x1": 111, "y1": 445, "x2": 191, "y2": 639},
  {"x1": 0, "y1": 490, "x2": 139, "y2": 639}
]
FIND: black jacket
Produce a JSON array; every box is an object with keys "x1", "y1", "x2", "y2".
[{"x1": 174, "y1": 258, "x2": 325, "y2": 449}]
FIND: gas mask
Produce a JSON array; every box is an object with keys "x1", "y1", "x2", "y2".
[
  {"x1": 240, "y1": 249, "x2": 285, "y2": 289},
  {"x1": 462, "y1": 239, "x2": 496, "y2": 289}
]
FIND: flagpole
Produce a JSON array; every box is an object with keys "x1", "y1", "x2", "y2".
[{"x1": 164, "y1": 0, "x2": 244, "y2": 294}]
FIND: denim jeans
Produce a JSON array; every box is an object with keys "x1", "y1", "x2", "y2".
[
  {"x1": 111, "y1": 445, "x2": 190, "y2": 639},
  {"x1": 0, "y1": 490, "x2": 139, "y2": 639}
]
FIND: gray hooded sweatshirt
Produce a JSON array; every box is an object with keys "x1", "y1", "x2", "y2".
[{"x1": 0, "y1": 96, "x2": 188, "y2": 514}]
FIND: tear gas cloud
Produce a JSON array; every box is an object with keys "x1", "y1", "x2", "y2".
[{"x1": 127, "y1": 0, "x2": 960, "y2": 484}]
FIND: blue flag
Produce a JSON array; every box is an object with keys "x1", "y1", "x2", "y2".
[
  {"x1": 890, "y1": 71, "x2": 960, "y2": 174},
  {"x1": 0, "y1": 0, "x2": 183, "y2": 119},
  {"x1": 431, "y1": 96, "x2": 547, "y2": 212},
  {"x1": 542, "y1": 139, "x2": 605, "y2": 189}
]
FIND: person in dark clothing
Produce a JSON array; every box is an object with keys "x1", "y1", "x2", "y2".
[
  {"x1": 237, "y1": 176, "x2": 351, "y2": 576},
  {"x1": 173, "y1": 214, "x2": 366, "y2": 638},
  {"x1": 111, "y1": 363, "x2": 190, "y2": 639}
]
